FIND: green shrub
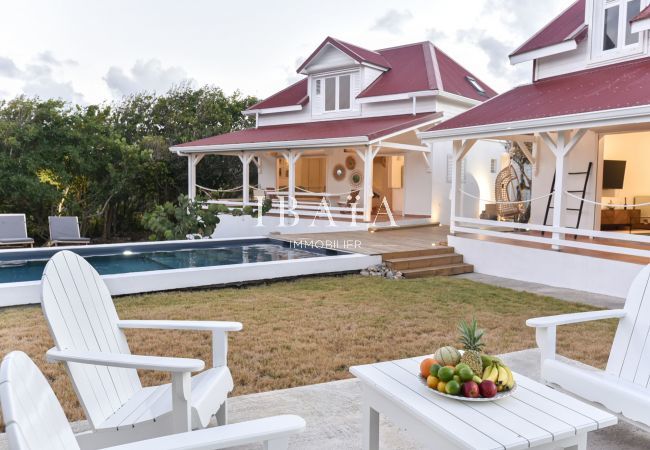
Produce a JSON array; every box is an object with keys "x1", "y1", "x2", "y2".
[{"x1": 141, "y1": 194, "x2": 224, "y2": 240}]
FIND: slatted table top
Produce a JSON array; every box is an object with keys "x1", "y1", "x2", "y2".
[{"x1": 350, "y1": 356, "x2": 617, "y2": 450}]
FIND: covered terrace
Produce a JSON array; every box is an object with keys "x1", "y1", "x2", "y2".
[
  {"x1": 418, "y1": 57, "x2": 650, "y2": 296},
  {"x1": 170, "y1": 113, "x2": 441, "y2": 223}
]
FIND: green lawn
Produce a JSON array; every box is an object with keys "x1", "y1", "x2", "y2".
[{"x1": 0, "y1": 275, "x2": 617, "y2": 425}]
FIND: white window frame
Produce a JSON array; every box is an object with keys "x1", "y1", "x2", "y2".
[
  {"x1": 592, "y1": 0, "x2": 646, "y2": 61},
  {"x1": 319, "y1": 72, "x2": 353, "y2": 113}
]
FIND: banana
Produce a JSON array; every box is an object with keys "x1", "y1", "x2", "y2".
[
  {"x1": 472, "y1": 375, "x2": 482, "y2": 384},
  {"x1": 497, "y1": 365, "x2": 509, "y2": 386},
  {"x1": 482, "y1": 365, "x2": 492, "y2": 380},
  {"x1": 504, "y1": 366, "x2": 515, "y2": 390},
  {"x1": 486, "y1": 365, "x2": 499, "y2": 383}
]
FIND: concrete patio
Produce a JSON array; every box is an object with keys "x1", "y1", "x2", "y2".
[{"x1": 2, "y1": 348, "x2": 648, "y2": 449}]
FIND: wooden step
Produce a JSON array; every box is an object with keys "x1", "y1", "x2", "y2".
[
  {"x1": 385, "y1": 253, "x2": 464, "y2": 270},
  {"x1": 381, "y1": 246, "x2": 454, "y2": 260},
  {"x1": 401, "y1": 263, "x2": 474, "y2": 278}
]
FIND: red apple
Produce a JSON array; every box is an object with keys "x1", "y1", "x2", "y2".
[
  {"x1": 480, "y1": 380, "x2": 497, "y2": 398},
  {"x1": 461, "y1": 381, "x2": 480, "y2": 398}
]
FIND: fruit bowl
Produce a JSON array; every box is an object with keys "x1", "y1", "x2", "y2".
[
  {"x1": 419, "y1": 376, "x2": 517, "y2": 402},
  {"x1": 420, "y1": 319, "x2": 517, "y2": 401}
]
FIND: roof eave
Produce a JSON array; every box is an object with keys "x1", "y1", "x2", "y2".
[
  {"x1": 244, "y1": 104, "x2": 304, "y2": 115},
  {"x1": 418, "y1": 104, "x2": 650, "y2": 142},
  {"x1": 170, "y1": 136, "x2": 370, "y2": 154},
  {"x1": 631, "y1": 17, "x2": 650, "y2": 34},
  {"x1": 509, "y1": 39, "x2": 578, "y2": 65}
]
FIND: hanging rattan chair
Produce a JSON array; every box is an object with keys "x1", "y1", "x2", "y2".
[{"x1": 495, "y1": 165, "x2": 524, "y2": 221}]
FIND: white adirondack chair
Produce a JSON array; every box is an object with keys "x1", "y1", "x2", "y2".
[
  {"x1": 0, "y1": 351, "x2": 305, "y2": 450},
  {"x1": 40, "y1": 250, "x2": 243, "y2": 448},
  {"x1": 527, "y1": 264, "x2": 650, "y2": 427}
]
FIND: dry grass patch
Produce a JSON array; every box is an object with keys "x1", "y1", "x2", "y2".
[{"x1": 0, "y1": 275, "x2": 617, "y2": 425}]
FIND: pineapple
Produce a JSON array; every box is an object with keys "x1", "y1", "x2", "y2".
[{"x1": 458, "y1": 318, "x2": 485, "y2": 375}]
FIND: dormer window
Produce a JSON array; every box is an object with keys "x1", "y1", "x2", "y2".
[
  {"x1": 466, "y1": 76, "x2": 487, "y2": 96},
  {"x1": 323, "y1": 74, "x2": 352, "y2": 112},
  {"x1": 601, "y1": 0, "x2": 642, "y2": 52}
]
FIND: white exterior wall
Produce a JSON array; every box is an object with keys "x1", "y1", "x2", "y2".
[
  {"x1": 535, "y1": 0, "x2": 650, "y2": 80},
  {"x1": 449, "y1": 234, "x2": 642, "y2": 298},
  {"x1": 529, "y1": 132, "x2": 599, "y2": 230}
]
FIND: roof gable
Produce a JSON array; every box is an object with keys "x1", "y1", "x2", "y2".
[
  {"x1": 246, "y1": 39, "x2": 497, "y2": 113},
  {"x1": 297, "y1": 37, "x2": 391, "y2": 74},
  {"x1": 510, "y1": 0, "x2": 586, "y2": 61}
]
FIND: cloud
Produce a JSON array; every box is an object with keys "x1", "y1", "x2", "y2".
[
  {"x1": 104, "y1": 59, "x2": 193, "y2": 97},
  {"x1": 481, "y1": 0, "x2": 568, "y2": 37},
  {"x1": 427, "y1": 29, "x2": 447, "y2": 44},
  {"x1": 36, "y1": 51, "x2": 78, "y2": 67},
  {"x1": 372, "y1": 9, "x2": 413, "y2": 34},
  {"x1": 455, "y1": 29, "x2": 530, "y2": 91},
  {"x1": 22, "y1": 78, "x2": 81, "y2": 103},
  {"x1": 0, "y1": 56, "x2": 21, "y2": 78},
  {"x1": 0, "y1": 53, "x2": 84, "y2": 102}
]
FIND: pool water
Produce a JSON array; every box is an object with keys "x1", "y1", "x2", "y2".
[{"x1": 0, "y1": 239, "x2": 338, "y2": 284}]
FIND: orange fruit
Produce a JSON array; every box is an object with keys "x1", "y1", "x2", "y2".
[
  {"x1": 427, "y1": 375, "x2": 439, "y2": 389},
  {"x1": 420, "y1": 358, "x2": 437, "y2": 378},
  {"x1": 437, "y1": 381, "x2": 447, "y2": 393}
]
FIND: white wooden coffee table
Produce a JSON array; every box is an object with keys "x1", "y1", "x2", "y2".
[{"x1": 350, "y1": 356, "x2": 617, "y2": 450}]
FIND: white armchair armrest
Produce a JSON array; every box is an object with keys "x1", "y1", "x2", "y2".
[
  {"x1": 117, "y1": 320, "x2": 243, "y2": 332},
  {"x1": 116, "y1": 319, "x2": 243, "y2": 368},
  {"x1": 526, "y1": 309, "x2": 626, "y2": 369},
  {"x1": 46, "y1": 348, "x2": 204, "y2": 372},
  {"x1": 47, "y1": 348, "x2": 203, "y2": 433},
  {"x1": 526, "y1": 309, "x2": 626, "y2": 328},
  {"x1": 106, "y1": 415, "x2": 306, "y2": 450}
]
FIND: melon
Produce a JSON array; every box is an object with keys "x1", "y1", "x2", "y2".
[{"x1": 433, "y1": 346, "x2": 461, "y2": 366}]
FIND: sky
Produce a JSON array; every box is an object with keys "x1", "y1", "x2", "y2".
[{"x1": 0, "y1": 0, "x2": 570, "y2": 105}]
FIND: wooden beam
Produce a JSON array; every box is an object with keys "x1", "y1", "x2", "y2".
[
  {"x1": 376, "y1": 141, "x2": 429, "y2": 152},
  {"x1": 456, "y1": 139, "x2": 477, "y2": 161}
]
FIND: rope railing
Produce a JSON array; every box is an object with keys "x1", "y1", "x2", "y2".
[
  {"x1": 196, "y1": 184, "x2": 245, "y2": 193},
  {"x1": 565, "y1": 191, "x2": 650, "y2": 208},
  {"x1": 460, "y1": 189, "x2": 552, "y2": 205}
]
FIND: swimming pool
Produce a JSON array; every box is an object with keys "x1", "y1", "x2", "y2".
[
  {"x1": 0, "y1": 237, "x2": 381, "y2": 307},
  {"x1": 0, "y1": 238, "x2": 338, "y2": 283}
]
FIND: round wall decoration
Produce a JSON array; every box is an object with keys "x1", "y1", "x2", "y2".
[
  {"x1": 345, "y1": 156, "x2": 356, "y2": 170},
  {"x1": 333, "y1": 164, "x2": 346, "y2": 181},
  {"x1": 350, "y1": 171, "x2": 362, "y2": 188}
]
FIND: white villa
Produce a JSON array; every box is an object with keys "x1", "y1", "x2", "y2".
[
  {"x1": 170, "y1": 37, "x2": 505, "y2": 229},
  {"x1": 419, "y1": 0, "x2": 650, "y2": 297}
]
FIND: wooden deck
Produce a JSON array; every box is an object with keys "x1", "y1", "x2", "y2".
[{"x1": 276, "y1": 225, "x2": 451, "y2": 256}]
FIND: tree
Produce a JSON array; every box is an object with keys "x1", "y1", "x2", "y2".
[{"x1": 0, "y1": 84, "x2": 259, "y2": 242}]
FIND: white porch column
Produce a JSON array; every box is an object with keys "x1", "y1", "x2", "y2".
[
  {"x1": 238, "y1": 153, "x2": 254, "y2": 205},
  {"x1": 552, "y1": 131, "x2": 569, "y2": 243},
  {"x1": 450, "y1": 139, "x2": 476, "y2": 233},
  {"x1": 540, "y1": 129, "x2": 587, "y2": 247},
  {"x1": 282, "y1": 150, "x2": 302, "y2": 201},
  {"x1": 186, "y1": 153, "x2": 204, "y2": 200},
  {"x1": 356, "y1": 146, "x2": 380, "y2": 222}
]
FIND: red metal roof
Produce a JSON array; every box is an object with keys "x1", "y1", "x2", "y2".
[
  {"x1": 247, "y1": 79, "x2": 308, "y2": 111},
  {"x1": 357, "y1": 42, "x2": 497, "y2": 101},
  {"x1": 434, "y1": 46, "x2": 498, "y2": 100},
  {"x1": 247, "y1": 39, "x2": 496, "y2": 112},
  {"x1": 296, "y1": 37, "x2": 391, "y2": 74},
  {"x1": 429, "y1": 57, "x2": 650, "y2": 132},
  {"x1": 175, "y1": 113, "x2": 441, "y2": 149},
  {"x1": 510, "y1": 0, "x2": 586, "y2": 57},
  {"x1": 632, "y1": 5, "x2": 650, "y2": 22}
]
